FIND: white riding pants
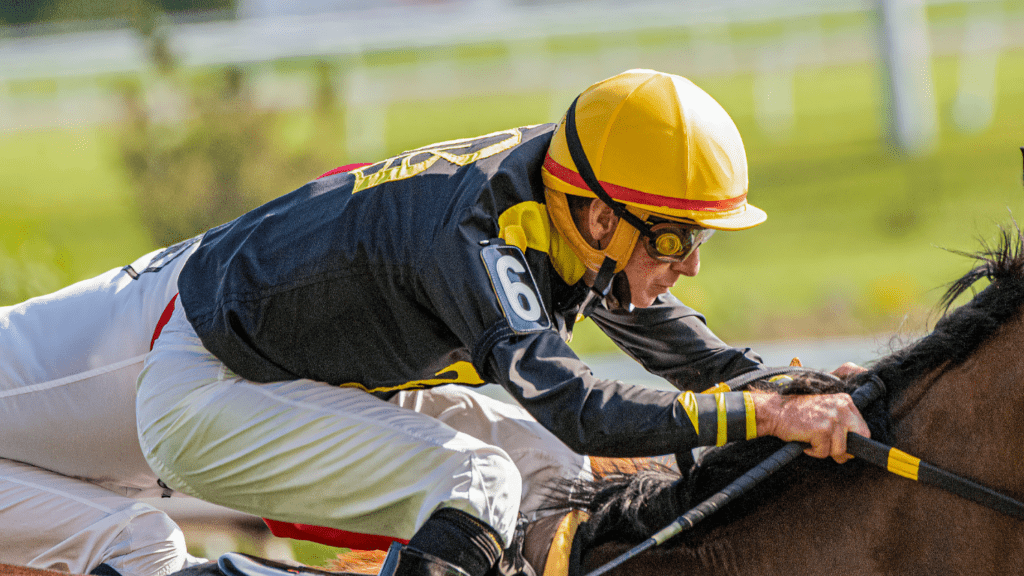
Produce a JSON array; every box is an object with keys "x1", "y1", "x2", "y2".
[
  {"x1": 137, "y1": 303, "x2": 589, "y2": 547},
  {"x1": 0, "y1": 241, "x2": 204, "y2": 576},
  {"x1": 0, "y1": 458, "x2": 192, "y2": 576}
]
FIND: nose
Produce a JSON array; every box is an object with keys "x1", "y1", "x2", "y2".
[{"x1": 671, "y1": 247, "x2": 701, "y2": 277}]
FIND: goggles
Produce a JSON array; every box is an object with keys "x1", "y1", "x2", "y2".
[{"x1": 642, "y1": 220, "x2": 714, "y2": 263}]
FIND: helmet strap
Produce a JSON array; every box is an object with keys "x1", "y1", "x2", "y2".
[
  {"x1": 563, "y1": 96, "x2": 647, "y2": 318},
  {"x1": 545, "y1": 186, "x2": 639, "y2": 274},
  {"x1": 564, "y1": 97, "x2": 656, "y2": 242},
  {"x1": 607, "y1": 271, "x2": 633, "y2": 312},
  {"x1": 579, "y1": 256, "x2": 618, "y2": 318}
]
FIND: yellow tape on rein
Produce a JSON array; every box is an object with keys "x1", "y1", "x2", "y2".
[{"x1": 887, "y1": 447, "x2": 921, "y2": 481}]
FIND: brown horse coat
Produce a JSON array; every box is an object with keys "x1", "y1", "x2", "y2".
[{"x1": 567, "y1": 227, "x2": 1024, "y2": 576}]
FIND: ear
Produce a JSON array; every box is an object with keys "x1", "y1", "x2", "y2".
[{"x1": 586, "y1": 199, "x2": 619, "y2": 248}]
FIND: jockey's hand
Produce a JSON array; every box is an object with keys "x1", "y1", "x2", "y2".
[
  {"x1": 831, "y1": 361, "x2": 867, "y2": 379},
  {"x1": 751, "y1": 392, "x2": 870, "y2": 464}
]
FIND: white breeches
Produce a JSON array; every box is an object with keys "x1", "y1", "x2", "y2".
[
  {"x1": 137, "y1": 303, "x2": 589, "y2": 547},
  {"x1": 0, "y1": 458, "x2": 195, "y2": 576},
  {"x1": 0, "y1": 242, "x2": 195, "y2": 492},
  {"x1": 0, "y1": 241, "x2": 203, "y2": 576}
]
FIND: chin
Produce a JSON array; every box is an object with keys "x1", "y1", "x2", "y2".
[{"x1": 632, "y1": 294, "x2": 659, "y2": 308}]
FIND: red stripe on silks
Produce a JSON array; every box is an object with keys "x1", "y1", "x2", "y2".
[
  {"x1": 318, "y1": 163, "x2": 374, "y2": 179},
  {"x1": 150, "y1": 294, "x2": 178, "y2": 351},
  {"x1": 543, "y1": 155, "x2": 746, "y2": 212},
  {"x1": 263, "y1": 519, "x2": 409, "y2": 551}
]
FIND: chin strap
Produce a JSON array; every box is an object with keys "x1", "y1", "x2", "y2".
[
  {"x1": 578, "y1": 257, "x2": 617, "y2": 318},
  {"x1": 605, "y1": 272, "x2": 634, "y2": 313}
]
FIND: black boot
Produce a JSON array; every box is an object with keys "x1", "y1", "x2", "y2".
[{"x1": 390, "y1": 508, "x2": 504, "y2": 576}]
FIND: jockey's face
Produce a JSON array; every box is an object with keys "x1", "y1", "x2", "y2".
[
  {"x1": 621, "y1": 235, "x2": 701, "y2": 308},
  {"x1": 583, "y1": 199, "x2": 702, "y2": 308}
]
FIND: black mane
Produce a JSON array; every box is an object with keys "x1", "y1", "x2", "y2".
[
  {"x1": 556, "y1": 225, "x2": 1024, "y2": 557},
  {"x1": 872, "y1": 225, "x2": 1024, "y2": 402}
]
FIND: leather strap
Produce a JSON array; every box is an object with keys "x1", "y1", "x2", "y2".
[{"x1": 563, "y1": 98, "x2": 653, "y2": 241}]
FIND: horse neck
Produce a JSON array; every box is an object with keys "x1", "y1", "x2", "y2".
[{"x1": 889, "y1": 308, "x2": 1024, "y2": 497}]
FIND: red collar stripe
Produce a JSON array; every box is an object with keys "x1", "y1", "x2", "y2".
[
  {"x1": 543, "y1": 155, "x2": 746, "y2": 213},
  {"x1": 318, "y1": 163, "x2": 374, "y2": 179}
]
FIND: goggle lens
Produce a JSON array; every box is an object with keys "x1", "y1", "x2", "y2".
[{"x1": 643, "y1": 222, "x2": 714, "y2": 263}]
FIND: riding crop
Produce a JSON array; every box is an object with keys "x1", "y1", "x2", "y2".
[{"x1": 583, "y1": 371, "x2": 885, "y2": 576}]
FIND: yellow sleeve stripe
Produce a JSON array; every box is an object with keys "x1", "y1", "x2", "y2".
[
  {"x1": 678, "y1": 391, "x2": 700, "y2": 436},
  {"x1": 716, "y1": 392, "x2": 728, "y2": 446},
  {"x1": 679, "y1": 391, "x2": 753, "y2": 446},
  {"x1": 743, "y1": 391, "x2": 757, "y2": 440},
  {"x1": 887, "y1": 447, "x2": 921, "y2": 481}
]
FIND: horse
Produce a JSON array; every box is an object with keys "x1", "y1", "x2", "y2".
[{"x1": 558, "y1": 225, "x2": 1024, "y2": 576}]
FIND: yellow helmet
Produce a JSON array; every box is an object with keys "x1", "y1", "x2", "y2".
[{"x1": 543, "y1": 69, "x2": 766, "y2": 274}]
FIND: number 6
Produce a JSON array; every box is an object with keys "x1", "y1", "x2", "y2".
[{"x1": 495, "y1": 255, "x2": 541, "y2": 322}]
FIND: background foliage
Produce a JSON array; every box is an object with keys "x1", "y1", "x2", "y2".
[
  {"x1": 0, "y1": 0, "x2": 233, "y2": 26},
  {"x1": 3, "y1": 1, "x2": 1023, "y2": 350},
  {"x1": 118, "y1": 57, "x2": 344, "y2": 244}
]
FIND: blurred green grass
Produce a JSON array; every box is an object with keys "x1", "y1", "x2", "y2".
[
  {"x1": 0, "y1": 128, "x2": 152, "y2": 301},
  {"x1": 2, "y1": 32, "x2": 1023, "y2": 361}
]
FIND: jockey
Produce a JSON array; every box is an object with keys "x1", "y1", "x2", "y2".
[{"x1": 0, "y1": 69, "x2": 869, "y2": 576}]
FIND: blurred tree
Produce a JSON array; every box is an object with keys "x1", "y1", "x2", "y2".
[
  {"x1": 0, "y1": 0, "x2": 49, "y2": 25},
  {"x1": 1, "y1": 0, "x2": 234, "y2": 26},
  {"x1": 118, "y1": 3, "x2": 345, "y2": 246}
]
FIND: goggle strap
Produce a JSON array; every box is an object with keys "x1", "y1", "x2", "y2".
[{"x1": 564, "y1": 97, "x2": 655, "y2": 241}]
